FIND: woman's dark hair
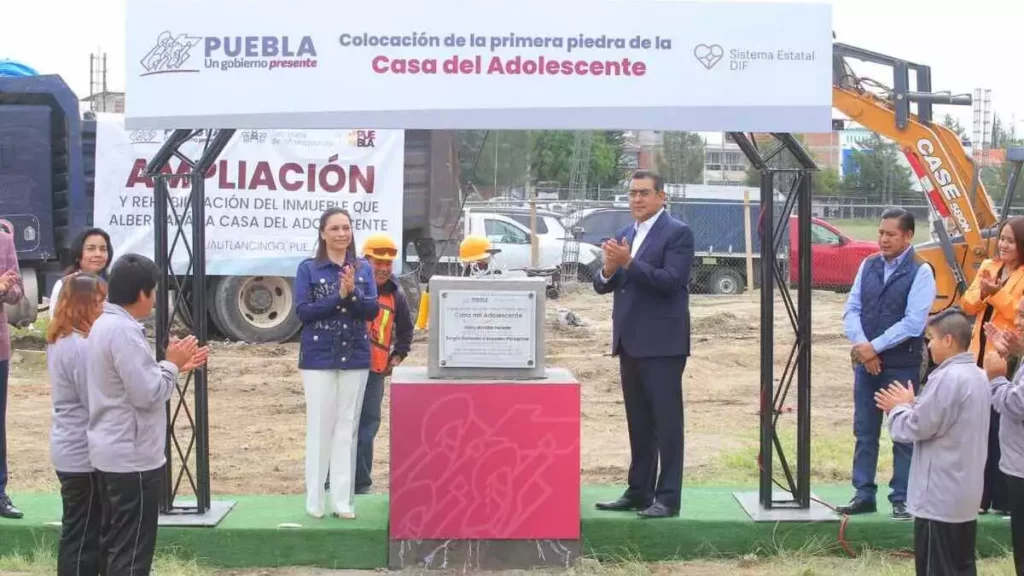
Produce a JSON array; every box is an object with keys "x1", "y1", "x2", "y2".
[
  {"x1": 64, "y1": 227, "x2": 113, "y2": 276},
  {"x1": 1000, "y1": 216, "x2": 1024, "y2": 268},
  {"x1": 314, "y1": 208, "x2": 357, "y2": 263}
]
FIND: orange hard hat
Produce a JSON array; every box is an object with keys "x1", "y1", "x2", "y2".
[
  {"x1": 362, "y1": 232, "x2": 398, "y2": 261},
  {"x1": 459, "y1": 235, "x2": 492, "y2": 262}
]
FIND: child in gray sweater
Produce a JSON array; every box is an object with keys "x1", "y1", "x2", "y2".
[{"x1": 875, "y1": 308, "x2": 990, "y2": 576}]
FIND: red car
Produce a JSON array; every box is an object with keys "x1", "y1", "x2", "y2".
[{"x1": 792, "y1": 217, "x2": 878, "y2": 291}]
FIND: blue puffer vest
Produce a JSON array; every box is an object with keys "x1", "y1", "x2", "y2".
[
  {"x1": 859, "y1": 250, "x2": 924, "y2": 369},
  {"x1": 294, "y1": 256, "x2": 380, "y2": 371}
]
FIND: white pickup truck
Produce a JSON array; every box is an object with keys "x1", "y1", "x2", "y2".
[{"x1": 407, "y1": 208, "x2": 603, "y2": 280}]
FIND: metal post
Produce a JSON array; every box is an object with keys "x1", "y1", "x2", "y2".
[
  {"x1": 146, "y1": 128, "x2": 235, "y2": 517},
  {"x1": 190, "y1": 171, "x2": 211, "y2": 512},
  {"x1": 796, "y1": 173, "x2": 812, "y2": 508},
  {"x1": 153, "y1": 175, "x2": 172, "y2": 513},
  {"x1": 758, "y1": 169, "x2": 775, "y2": 509}
]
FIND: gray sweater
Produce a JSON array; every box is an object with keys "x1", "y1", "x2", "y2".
[
  {"x1": 887, "y1": 352, "x2": 990, "y2": 523},
  {"x1": 990, "y1": 362, "x2": 1024, "y2": 479},
  {"x1": 47, "y1": 332, "x2": 92, "y2": 473},
  {"x1": 86, "y1": 303, "x2": 179, "y2": 473}
]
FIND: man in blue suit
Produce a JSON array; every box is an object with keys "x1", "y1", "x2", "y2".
[{"x1": 592, "y1": 170, "x2": 695, "y2": 519}]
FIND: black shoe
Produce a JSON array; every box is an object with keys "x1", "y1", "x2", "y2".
[
  {"x1": 595, "y1": 496, "x2": 650, "y2": 512},
  {"x1": 0, "y1": 495, "x2": 23, "y2": 519},
  {"x1": 637, "y1": 502, "x2": 679, "y2": 519},
  {"x1": 891, "y1": 501, "x2": 911, "y2": 520},
  {"x1": 835, "y1": 498, "x2": 877, "y2": 516}
]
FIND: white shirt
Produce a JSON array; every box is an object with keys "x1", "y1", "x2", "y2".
[
  {"x1": 598, "y1": 207, "x2": 665, "y2": 282},
  {"x1": 49, "y1": 277, "x2": 65, "y2": 319}
]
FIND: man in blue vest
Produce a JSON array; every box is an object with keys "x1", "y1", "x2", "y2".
[{"x1": 838, "y1": 208, "x2": 936, "y2": 519}]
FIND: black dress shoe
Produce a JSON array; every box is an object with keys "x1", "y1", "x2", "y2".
[
  {"x1": 0, "y1": 495, "x2": 23, "y2": 519},
  {"x1": 595, "y1": 497, "x2": 649, "y2": 511},
  {"x1": 835, "y1": 498, "x2": 877, "y2": 516},
  {"x1": 637, "y1": 502, "x2": 679, "y2": 519}
]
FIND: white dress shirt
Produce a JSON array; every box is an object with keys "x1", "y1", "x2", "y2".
[{"x1": 599, "y1": 207, "x2": 665, "y2": 282}]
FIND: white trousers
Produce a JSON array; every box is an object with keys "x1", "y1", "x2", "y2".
[{"x1": 301, "y1": 368, "x2": 369, "y2": 517}]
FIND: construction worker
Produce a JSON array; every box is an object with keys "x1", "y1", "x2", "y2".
[
  {"x1": 413, "y1": 235, "x2": 502, "y2": 330},
  {"x1": 459, "y1": 234, "x2": 500, "y2": 277},
  {"x1": 355, "y1": 232, "x2": 414, "y2": 494}
]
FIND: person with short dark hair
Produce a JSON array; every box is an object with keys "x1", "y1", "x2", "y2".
[
  {"x1": 876, "y1": 308, "x2": 990, "y2": 575},
  {"x1": 87, "y1": 253, "x2": 208, "y2": 575},
  {"x1": 0, "y1": 228, "x2": 24, "y2": 519},
  {"x1": 839, "y1": 208, "x2": 937, "y2": 519},
  {"x1": 46, "y1": 273, "x2": 109, "y2": 576},
  {"x1": 592, "y1": 170, "x2": 695, "y2": 519}
]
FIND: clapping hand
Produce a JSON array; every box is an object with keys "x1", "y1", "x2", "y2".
[
  {"x1": 0, "y1": 269, "x2": 17, "y2": 293},
  {"x1": 984, "y1": 350, "x2": 1009, "y2": 380},
  {"x1": 339, "y1": 265, "x2": 355, "y2": 297},
  {"x1": 979, "y1": 269, "x2": 1000, "y2": 299},
  {"x1": 874, "y1": 380, "x2": 915, "y2": 414},
  {"x1": 601, "y1": 238, "x2": 631, "y2": 275},
  {"x1": 166, "y1": 335, "x2": 210, "y2": 372},
  {"x1": 984, "y1": 322, "x2": 1024, "y2": 358}
]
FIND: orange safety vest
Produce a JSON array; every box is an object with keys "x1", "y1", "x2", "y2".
[{"x1": 369, "y1": 291, "x2": 396, "y2": 373}]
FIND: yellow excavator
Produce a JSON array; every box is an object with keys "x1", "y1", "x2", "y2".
[{"x1": 832, "y1": 42, "x2": 1024, "y2": 313}]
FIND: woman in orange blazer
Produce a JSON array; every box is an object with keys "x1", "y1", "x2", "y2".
[{"x1": 960, "y1": 216, "x2": 1024, "y2": 516}]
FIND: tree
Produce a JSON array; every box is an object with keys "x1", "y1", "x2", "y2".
[
  {"x1": 655, "y1": 132, "x2": 705, "y2": 184},
  {"x1": 942, "y1": 114, "x2": 967, "y2": 139},
  {"x1": 456, "y1": 130, "x2": 626, "y2": 192},
  {"x1": 841, "y1": 133, "x2": 915, "y2": 203}
]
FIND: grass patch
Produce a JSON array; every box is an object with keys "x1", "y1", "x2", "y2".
[
  {"x1": 690, "y1": 420, "x2": 898, "y2": 490},
  {"x1": 829, "y1": 219, "x2": 880, "y2": 242}
]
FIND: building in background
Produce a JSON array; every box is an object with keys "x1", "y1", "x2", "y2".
[{"x1": 81, "y1": 90, "x2": 124, "y2": 113}]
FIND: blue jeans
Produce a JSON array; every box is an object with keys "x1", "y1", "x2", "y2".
[
  {"x1": 355, "y1": 371, "x2": 386, "y2": 491},
  {"x1": 852, "y1": 363, "x2": 919, "y2": 504},
  {"x1": 0, "y1": 360, "x2": 8, "y2": 497}
]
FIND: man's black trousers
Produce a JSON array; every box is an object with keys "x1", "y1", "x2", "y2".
[
  {"x1": 914, "y1": 517, "x2": 977, "y2": 575},
  {"x1": 618, "y1": 353, "x2": 687, "y2": 510},
  {"x1": 99, "y1": 467, "x2": 163, "y2": 576}
]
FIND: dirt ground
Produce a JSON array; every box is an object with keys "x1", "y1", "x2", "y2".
[{"x1": 4, "y1": 285, "x2": 858, "y2": 495}]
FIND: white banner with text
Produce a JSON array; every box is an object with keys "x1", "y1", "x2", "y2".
[
  {"x1": 124, "y1": 0, "x2": 833, "y2": 132},
  {"x1": 93, "y1": 114, "x2": 405, "y2": 276}
]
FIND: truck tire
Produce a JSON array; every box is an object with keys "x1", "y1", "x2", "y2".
[
  {"x1": 209, "y1": 275, "x2": 301, "y2": 343},
  {"x1": 708, "y1": 267, "x2": 745, "y2": 295},
  {"x1": 5, "y1": 268, "x2": 38, "y2": 328}
]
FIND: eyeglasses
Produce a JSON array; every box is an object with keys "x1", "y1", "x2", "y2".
[{"x1": 367, "y1": 247, "x2": 398, "y2": 257}]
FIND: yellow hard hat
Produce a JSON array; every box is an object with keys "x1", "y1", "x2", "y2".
[
  {"x1": 362, "y1": 232, "x2": 398, "y2": 261},
  {"x1": 459, "y1": 235, "x2": 492, "y2": 262}
]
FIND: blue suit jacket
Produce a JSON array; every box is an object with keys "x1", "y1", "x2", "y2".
[{"x1": 593, "y1": 210, "x2": 694, "y2": 358}]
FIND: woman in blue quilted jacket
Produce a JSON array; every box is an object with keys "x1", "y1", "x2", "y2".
[{"x1": 294, "y1": 207, "x2": 380, "y2": 519}]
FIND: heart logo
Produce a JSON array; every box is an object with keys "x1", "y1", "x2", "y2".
[{"x1": 694, "y1": 43, "x2": 724, "y2": 70}]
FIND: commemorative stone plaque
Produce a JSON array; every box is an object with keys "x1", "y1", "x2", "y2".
[{"x1": 427, "y1": 275, "x2": 547, "y2": 379}]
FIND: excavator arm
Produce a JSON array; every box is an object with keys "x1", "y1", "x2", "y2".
[{"x1": 832, "y1": 42, "x2": 1009, "y2": 312}]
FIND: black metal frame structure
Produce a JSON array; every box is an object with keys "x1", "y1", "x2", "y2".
[
  {"x1": 143, "y1": 124, "x2": 816, "y2": 515},
  {"x1": 729, "y1": 132, "x2": 818, "y2": 510},
  {"x1": 146, "y1": 128, "x2": 235, "y2": 515}
]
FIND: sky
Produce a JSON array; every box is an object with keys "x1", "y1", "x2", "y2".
[{"x1": 1, "y1": 0, "x2": 1021, "y2": 137}]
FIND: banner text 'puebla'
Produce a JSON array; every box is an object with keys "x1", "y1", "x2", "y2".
[{"x1": 125, "y1": 0, "x2": 833, "y2": 132}]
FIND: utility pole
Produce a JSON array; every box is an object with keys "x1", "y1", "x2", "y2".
[{"x1": 527, "y1": 132, "x2": 538, "y2": 268}]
